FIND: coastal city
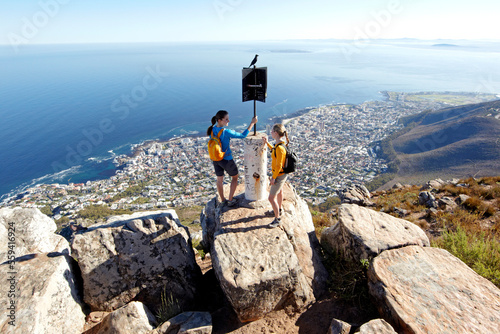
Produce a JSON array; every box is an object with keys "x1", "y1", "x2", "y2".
[{"x1": 1, "y1": 92, "x2": 497, "y2": 222}]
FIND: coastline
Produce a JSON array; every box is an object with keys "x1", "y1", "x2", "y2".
[{"x1": 2, "y1": 90, "x2": 499, "y2": 205}]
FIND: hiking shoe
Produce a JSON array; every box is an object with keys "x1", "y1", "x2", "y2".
[
  {"x1": 227, "y1": 198, "x2": 238, "y2": 207},
  {"x1": 268, "y1": 217, "x2": 281, "y2": 228}
]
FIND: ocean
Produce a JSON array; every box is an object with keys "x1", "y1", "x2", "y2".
[{"x1": 1, "y1": 39, "x2": 499, "y2": 200}]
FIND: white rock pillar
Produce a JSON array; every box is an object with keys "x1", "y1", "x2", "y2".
[{"x1": 243, "y1": 132, "x2": 268, "y2": 201}]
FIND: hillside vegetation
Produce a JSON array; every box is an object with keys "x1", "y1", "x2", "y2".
[
  {"x1": 311, "y1": 176, "x2": 500, "y2": 289},
  {"x1": 369, "y1": 100, "x2": 500, "y2": 187}
]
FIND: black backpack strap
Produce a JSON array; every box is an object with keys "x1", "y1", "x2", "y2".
[{"x1": 274, "y1": 142, "x2": 286, "y2": 157}]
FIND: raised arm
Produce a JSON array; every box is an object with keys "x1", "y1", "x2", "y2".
[{"x1": 246, "y1": 116, "x2": 258, "y2": 132}]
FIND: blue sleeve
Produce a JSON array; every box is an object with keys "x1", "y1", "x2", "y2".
[{"x1": 224, "y1": 128, "x2": 249, "y2": 139}]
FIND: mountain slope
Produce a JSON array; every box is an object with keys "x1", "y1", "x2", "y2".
[{"x1": 390, "y1": 100, "x2": 500, "y2": 182}]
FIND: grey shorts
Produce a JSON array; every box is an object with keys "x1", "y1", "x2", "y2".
[
  {"x1": 213, "y1": 159, "x2": 239, "y2": 177},
  {"x1": 269, "y1": 174, "x2": 287, "y2": 197}
]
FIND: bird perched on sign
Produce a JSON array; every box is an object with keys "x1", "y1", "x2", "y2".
[{"x1": 249, "y1": 54, "x2": 258, "y2": 67}]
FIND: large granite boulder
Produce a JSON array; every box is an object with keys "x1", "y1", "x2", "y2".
[
  {"x1": 321, "y1": 204, "x2": 429, "y2": 261},
  {"x1": 368, "y1": 246, "x2": 500, "y2": 333},
  {"x1": 71, "y1": 210, "x2": 202, "y2": 312},
  {"x1": 0, "y1": 207, "x2": 70, "y2": 257},
  {"x1": 204, "y1": 183, "x2": 328, "y2": 322},
  {"x1": 94, "y1": 301, "x2": 156, "y2": 334},
  {"x1": 0, "y1": 253, "x2": 86, "y2": 333},
  {"x1": 0, "y1": 208, "x2": 85, "y2": 333}
]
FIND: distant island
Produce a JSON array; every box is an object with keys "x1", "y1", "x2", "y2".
[
  {"x1": 432, "y1": 43, "x2": 460, "y2": 48},
  {"x1": 269, "y1": 49, "x2": 311, "y2": 53}
]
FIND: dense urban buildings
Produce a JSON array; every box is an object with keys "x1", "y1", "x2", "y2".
[{"x1": 2, "y1": 92, "x2": 496, "y2": 220}]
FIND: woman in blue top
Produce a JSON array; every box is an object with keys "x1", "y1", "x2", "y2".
[{"x1": 207, "y1": 110, "x2": 258, "y2": 206}]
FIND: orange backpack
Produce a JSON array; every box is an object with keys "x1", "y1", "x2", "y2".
[{"x1": 207, "y1": 129, "x2": 225, "y2": 161}]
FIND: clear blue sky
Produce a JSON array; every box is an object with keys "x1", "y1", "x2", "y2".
[{"x1": 1, "y1": 0, "x2": 499, "y2": 45}]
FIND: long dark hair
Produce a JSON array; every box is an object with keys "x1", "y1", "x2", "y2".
[{"x1": 207, "y1": 110, "x2": 228, "y2": 136}]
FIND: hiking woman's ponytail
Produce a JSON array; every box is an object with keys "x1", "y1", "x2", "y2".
[
  {"x1": 207, "y1": 116, "x2": 217, "y2": 136},
  {"x1": 207, "y1": 110, "x2": 229, "y2": 136},
  {"x1": 284, "y1": 130, "x2": 290, "y2": 146}
]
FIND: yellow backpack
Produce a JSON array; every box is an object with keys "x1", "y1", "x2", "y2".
[{"x1": 208, "y1": 129, "x2": 225, "y2": 161}]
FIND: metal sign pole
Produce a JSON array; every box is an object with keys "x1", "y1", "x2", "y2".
[
  {"x1": 253, "y1": 99, "x2": 256, "y2": 135},
  {"x1": 253, "y1": 68, "x2": 257, "y2": 135}
]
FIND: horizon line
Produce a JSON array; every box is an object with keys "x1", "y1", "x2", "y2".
[{"x1": 1, "y1": 37, "x2": 500, "y2": 47}]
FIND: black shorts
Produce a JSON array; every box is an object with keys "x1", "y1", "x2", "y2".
[{"x1": 213, "y1": 159, "x2": 239, "y2": 177}]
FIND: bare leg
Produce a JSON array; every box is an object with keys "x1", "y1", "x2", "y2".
[
  {"x1": 228, "y1": 174, "x2": 239, "y2": 201},
  {"x1": 268, "y1": 193, "x2": 280, "y2": 219},
  {"x1": 277, "y1": 190, "x2": 284, "y2": 214},
  {"x1": 216, "y1": 176, "x2": 225, "y2": 202}
]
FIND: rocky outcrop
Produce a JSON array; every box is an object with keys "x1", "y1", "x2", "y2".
[
  {"x1": 418, "y1": 191, "x2": 437, "y2": 208},
  {"x1": 321, "y1": 204, "x2": 430, "y2": 261},
  {"x1": 368, "y1": 246, "x2": 500, "y2": 333},
  {"x1": 0, "y1": 207, "x2": 70, "y2": 257},
  {"x1": 420, "y1": 178, "x2": 446, "y2": 191},
  {"x1": 94, "y1": 301, "x2": 156, "y2": 334},
  {"x1": 437, "y1": 196, "x2": 457, "y2": 210},
  {"x1": 0, "y1": 253, "x2": 86, "y2": 334},
  {"x1": 200, "y1": 197, "x2": 217, "y2": 251},
  {"x1": 203, "y1": 183, "x2": 328, "y2": 322},
  {"x1": 0, "y1": 208, "x2": 85, "y2": 333},
  {"x1": 71, "y1": 210, "x2": 202, "y2": 312},
  {"x1": 337, "y1": 184, "x2": 374, "y2": 206}
]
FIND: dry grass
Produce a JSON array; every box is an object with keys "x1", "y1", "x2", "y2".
[
  {"x1": 313, "y1": 176, "x2": 500, "y2": 289},
  {"x1": 373, "y1": 185, "x2": 427, "y2": 214}
]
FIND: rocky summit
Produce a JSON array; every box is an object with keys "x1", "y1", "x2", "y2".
[
  {"x1": 201, "y1": 183, "x2": 328, "y2": 322},
  {"x1": 1, "y1": 183, "x2": 500, "y2": 333}
]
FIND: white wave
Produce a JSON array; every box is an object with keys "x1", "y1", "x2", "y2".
[
  {"x1": 41, "y1": 165, "x2": 82, "y2": 182},
  {"x1": 0, "y1": 165, "x2": 82, "y2": 204}
]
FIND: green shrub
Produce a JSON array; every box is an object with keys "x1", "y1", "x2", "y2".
[
  {"x1": 77, "y1": 205, "x2": 131, "y2": 220},
  {"x1": 156, "y1": 289, "x2": 183, "y2": 325},
  {"x1": 317, "y1": 196, "x2": 341, "y2": 212},
  {"x1": 192, "y1": 238, "x2": 206, "y2": 259},
  {"x1": 432, "y1": 227, "x2": 500, "y2": 288},
  {"x1": 55, "y1": 216, "x2": 70, "y2": 232},
  {"x1": 40, "y1": 205, "x2": 53, "y2": 216}
]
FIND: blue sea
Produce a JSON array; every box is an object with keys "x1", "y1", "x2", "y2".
[{"x1": 1, "y1": 39, "x2": 500, "y2": 200}]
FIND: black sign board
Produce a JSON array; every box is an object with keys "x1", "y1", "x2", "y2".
[{"x1": 242, "y1": 67, "x2": 267, "y2": 102}]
